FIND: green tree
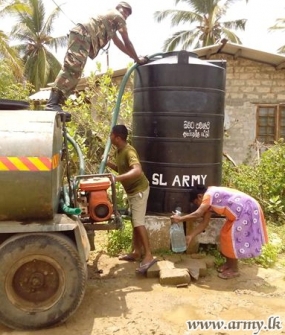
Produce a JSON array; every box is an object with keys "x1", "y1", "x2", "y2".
[
  {"x1": 154, "y1": 0, "x2": 248, "y2": 51},
  {"x1": 0, "y1": 59, "x2": 34, "y2": 99},
  {"x1": 269, "y1": 18, "x2": 285, "y2": 54},
  {"x1": 10, "y1": 0, "x2": 68, "y2": 90},
  {"x1": 0, "y1": 0, "x2": 29, "y2": 79},
  {"x1": 65, "y1": 64, "x2": 134, "y2": 175},
  {"x1": 222, "y1": 139, "x2": 285, "y2": 225}
]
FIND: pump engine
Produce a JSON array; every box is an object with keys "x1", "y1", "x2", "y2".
[{"x1": 76, "y1": 176, "x2": 113, "y2": 222}]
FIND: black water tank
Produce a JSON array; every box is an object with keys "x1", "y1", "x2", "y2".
[{"x1": 132, "y1": 51, "x2": 226, "y2": 215}]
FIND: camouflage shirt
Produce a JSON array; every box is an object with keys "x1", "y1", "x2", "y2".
[{"x1": 82, "y1": 9, "x2": 126, "y2": 59}]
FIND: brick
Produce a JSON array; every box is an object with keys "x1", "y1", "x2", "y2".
[
  {"x1": 146, "y1": 260, "x2": 175, "y2": 278},
  {"x1": 160, "y1": 255, "x2": 209, "y2": 280},
  {"x1": 160, "y1": 268, "x2": 190, "y2": 286}
]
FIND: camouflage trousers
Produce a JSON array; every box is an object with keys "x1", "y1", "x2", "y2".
[{"x1": 53, "y1": 24, "x2": 92, "y2": 97}]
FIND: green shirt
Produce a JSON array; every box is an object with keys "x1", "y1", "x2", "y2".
[{"x1": 115, "y1": 144, "x2": 149, "y2": 195}]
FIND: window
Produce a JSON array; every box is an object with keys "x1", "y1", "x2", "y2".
[{"x1": 256, "y1": 104, "x2": 285, "y2": 144}]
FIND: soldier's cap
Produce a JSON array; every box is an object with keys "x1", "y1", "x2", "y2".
[{"x1": 118, "y1": 2, "x2": 132, "y2": 15}]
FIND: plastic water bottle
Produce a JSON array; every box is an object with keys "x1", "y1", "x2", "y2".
[{"x1": 170, "y1": 207, "x2": 186, "y2": 253}]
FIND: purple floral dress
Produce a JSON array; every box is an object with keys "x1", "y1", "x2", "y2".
[{"x1": 203, "y1": 186, "x2": 268, "y2": 259}]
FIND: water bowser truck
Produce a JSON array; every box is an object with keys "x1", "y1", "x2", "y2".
[{"x1": 0, "y1": 99, "x2": 122, "y2": 330}]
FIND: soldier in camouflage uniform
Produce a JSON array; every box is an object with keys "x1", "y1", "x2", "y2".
[{"x1": 46, "y1": 2, "x2": 147, "y2": 115}]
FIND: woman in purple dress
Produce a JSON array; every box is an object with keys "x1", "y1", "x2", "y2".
[{"x1": 171, "y1": 185, "x2": 268, "y2": 279}]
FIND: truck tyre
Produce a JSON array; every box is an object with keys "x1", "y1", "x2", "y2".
[{"x1": 0, "y1": 232, "x2": 87, "y2": 330}]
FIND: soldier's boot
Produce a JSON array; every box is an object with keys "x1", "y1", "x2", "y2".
[
  {"x1": 45, "y1": 88, "x2": 64, "y2": 111},
  {"x1": 45, "y1": 88, "x2": 71, "y2": 122}
]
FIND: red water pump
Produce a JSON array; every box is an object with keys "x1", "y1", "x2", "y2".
[{"x1": 76, "y1": 175, "x2": 115, "y2": 222}]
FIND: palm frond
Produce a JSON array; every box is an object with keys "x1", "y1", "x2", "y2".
[
  {"x1": 155, "y1": 9, "x2": 203, "y2": 24},
  {"x1": 0, "y1": 30, "x2": 24, "y2": 78},
  {"x1": 222, "y1": 19, "x2": 247, "y2": 30},
  {"x1": 277, "y1": 45, "x2": 285, "y2": 54},
  {"x1": 42, "y1": 5, "x2": 62, "y2": 35},
  {"x1": 8, "y1": 0, "x2": 66, "y2": 88},
  {"x1": 269, "y1": 18, "x2": 285, "y2": 32},
  {"x1": 47, "y1": 35, "x2": 68, "y2": 52},
  {"x1": 220, "y1": 27, "x2": 242, "y2": 44},
  {"x1": 0, "y1": 1, "x2": 31, "y2": 18},
  {"x1": 155, "y1": 0, "x2": 250, "y2": 51},
  {"x1": 162, "y1": 29, "x2": 199, "y2": 51}
]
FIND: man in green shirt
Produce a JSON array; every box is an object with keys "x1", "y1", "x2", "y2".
[{"x1": 107, "y1": 125, "x2": 157, "y2": 274}]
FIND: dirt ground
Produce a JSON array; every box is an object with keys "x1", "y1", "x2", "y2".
[{"x1": 1, "y1": 231, "x2": 285, "y2": 335}]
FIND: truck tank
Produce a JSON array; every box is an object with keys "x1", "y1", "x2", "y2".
[{"x1": 0, "y1": 109, "x2": 62, "y2": 220}]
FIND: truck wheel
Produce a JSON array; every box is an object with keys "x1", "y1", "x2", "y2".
[{"x1": 0, "y1": 233, "x2": 87, "y2": 330}]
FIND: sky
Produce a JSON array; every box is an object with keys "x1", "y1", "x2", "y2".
[{"x1": 1, "y1": 0, "x2": 285, "y2": 75}]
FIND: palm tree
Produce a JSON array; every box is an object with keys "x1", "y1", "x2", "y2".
[
  {"x1": 154, "y1": 0, "x2": 248, "y2": 51},
  {"x1": 0, "y1": 0, "x2": 29, "y2": 79},
  {"x1": 10, "y1": 0, "x2": 68, "y2": 90},
  {"x1": 269, "y1": 18, "x2": 285, "y2": 54}
]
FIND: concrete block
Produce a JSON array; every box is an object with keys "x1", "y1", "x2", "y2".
[
  {"x1": 145, "y1": 215, "x2": 171, "y2": 252},
  {"x1": 185, "y1": 219, "x2": 199, "y2": 254},
  {"x1": 190, "y1": 253, "x2": 206, "y2": 259},
  {"x1": 184, "y1": 217, "x2": 225, "y2": 254},
  {"x1": 146, "y1": 260, "x2": 176, "y2": 278},
  {"x1": 190, "y1": 253, "x2": 216, "y2": 269},
  {"x1": 157, "y1": 259, "x2": 176, "y2": 270},
  {"x1": 162, "y1": 255, "x2": 185, "y2": 264},
  {"x1": 174, "y1": 258, "x2": 208, "y2": 279},
  {"x1": 196, "y1": 218, "x2": 225, "y2": 244},
  {"x1": 146, "y1": 260, "x2": 160, "y2": 278},
  {"x1": 160, "y1": 268, "x2": 190, "y2": 286}
]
